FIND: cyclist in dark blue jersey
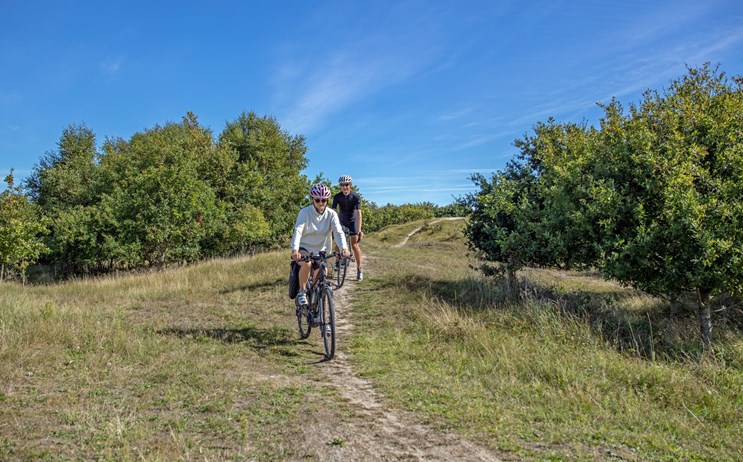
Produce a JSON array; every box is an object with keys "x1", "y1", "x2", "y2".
[{"x1": 331, "y1": 175, "x2": 364, "y2": 281}]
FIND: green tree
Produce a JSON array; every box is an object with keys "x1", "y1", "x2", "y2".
[
  {"x1": 0, "y1": 172, "x2": 48, "y2": 281},
  {"x1": 467, "y1": 64, "x2": 742, "y2": 345},
  {"x1": 106, "y1": 165, "x2": 217, "y2": 266},
  {"x1": 218, "y1": 112, "x2": 309, "y2": 248},
  {"x1": 464, "y1": 159, "x2": 542, "y2": 294},
  {"x1": 26, "y1": 124, "x2": 99, "y2": 209},
  {"x1": 592, "y1": 64, "x2": 743, "y2": 345},
  {"x1": 99, "y1": 113, "x2": 221, "y2": 267}
]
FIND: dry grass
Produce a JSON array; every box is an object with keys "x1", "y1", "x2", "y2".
[
  {"x1": 2, "y1": 218, "x2": 741, "y2": 461},
  {"x1": 351, "y1": 218, "x2": 743, "y2": 461},
  {"x1": 0, "y1": 252, "x2": 353, "y2": 460}
]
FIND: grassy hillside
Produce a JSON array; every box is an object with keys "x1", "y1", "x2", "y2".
[
  {"x1": 0, "y1": 255, "x2": 351, "y2": 460},
  {"x1": 1, "y1": 218, "x2": 741, "y2": 461},
  {"x1": 353, "y1": 218, "x2": 742, "y2": 461}
]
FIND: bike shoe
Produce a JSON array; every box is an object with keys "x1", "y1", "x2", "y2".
[
  {"x1": 357, "y1": 269, "x2": 363, "y2": 282},
  {"x1": 296, "y1": 291, "x2": 308, "y2": 306}
]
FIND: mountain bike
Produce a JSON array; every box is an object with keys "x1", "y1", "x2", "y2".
[
  {"x1": 333, "y1": 226, "x2": 355, "y2": 289},
  {"x1": 295, "y1": 251, "x2": 338, "y2": 360}
]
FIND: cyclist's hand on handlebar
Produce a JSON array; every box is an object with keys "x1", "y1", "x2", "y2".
[
  {"x1": 291, "y1": 250, "x2": 300, "y2": 262},
  {"x1": 341, "y1": 248, "x2": 350, "y2": 258},
  {"x1": 357, "y1": 230, "x2": 364, "y2": 242}
]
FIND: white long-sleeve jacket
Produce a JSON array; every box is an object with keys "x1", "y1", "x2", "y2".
[{"x1": 291, "y1": 205, "x2": 348, "y2": 255}]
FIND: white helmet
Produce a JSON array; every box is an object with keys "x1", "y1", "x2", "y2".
[
  {"x1": 310, "y1": 183, "x2": 331, "y2": 199},
  {"x1": 338, "y1": 175, "x2": 353, "y2": 185}
]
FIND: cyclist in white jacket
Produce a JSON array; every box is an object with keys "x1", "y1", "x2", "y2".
[{"x1": 291, "y1": 183, "x2": 350, "y2": 305}]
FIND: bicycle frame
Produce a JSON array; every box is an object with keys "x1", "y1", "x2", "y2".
[{"x1": 294, "y1": 251, "x2": 339, "y2": 360}]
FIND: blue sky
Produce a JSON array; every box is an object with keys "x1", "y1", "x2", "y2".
[{"x1": 2, "y1": 0, "x2": 742, "y2": 205}]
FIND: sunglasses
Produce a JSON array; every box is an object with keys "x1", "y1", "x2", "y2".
[
  {"x1": 340, "y1": 183, "x2": 351, "y2": 187},
  {"x1": 313, "y1": 198, "x2": 328, "y2": 203}
]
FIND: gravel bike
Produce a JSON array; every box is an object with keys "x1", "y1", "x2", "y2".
[{"x1": 295, "y1": 251, "x2": 338, "y2": 360}]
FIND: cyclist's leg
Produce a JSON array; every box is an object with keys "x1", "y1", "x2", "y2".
[
  {"x1": 350, "y1": 234, "x2": 362, "y2": 268},
  {"x1": 348, "y1": 220, "x2": 363, "y2": 276},
  {"x1": 297, "y1": 249, "x2": 311, "y2": 285},
  {"x1": 296, "y1": 248, "x2": 311, "y2": 303}
]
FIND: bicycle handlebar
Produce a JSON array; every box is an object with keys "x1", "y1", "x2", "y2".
[{"x1": 296, "y1": 251, "x2": 343, "y2": 262}]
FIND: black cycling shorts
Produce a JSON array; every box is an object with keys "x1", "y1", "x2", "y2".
[{"x1": 341, "y1": 220, "x2": 359, "y2": 236}]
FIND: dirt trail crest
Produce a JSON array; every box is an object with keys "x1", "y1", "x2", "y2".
[
  {"x1": 297, "y1": 220, "x2": 501, "y2": 461},
  {"x1": 393, "y1": 217, "x2": 466, "y2": 248}
]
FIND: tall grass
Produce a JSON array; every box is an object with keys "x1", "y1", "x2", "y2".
[
  {"x1": 0, "y1": 253, "x2": 352, "y2": 460},
  {"x1": 2, "y1": 218, "x2": 741, "y2": 460},
  {"x1": 351, "y1": 219, "x2": 743, "y2": 461}
]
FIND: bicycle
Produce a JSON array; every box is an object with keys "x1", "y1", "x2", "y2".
[
  {"x1": 332, "y1": 226, "x2": 358, "y2": 289},
  {"x1": 294, "y1": 251, "x2": 339, "y2": 360}
]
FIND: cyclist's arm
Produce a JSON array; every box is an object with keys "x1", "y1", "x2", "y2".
[{"x1": 354, "y1": 196, "x2": 363, "y2": 235}]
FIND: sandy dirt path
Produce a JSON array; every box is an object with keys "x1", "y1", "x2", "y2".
[
  {"x1": 296, "y1": 223, "x2": 501, "y2": 461},
  {"x1": 394, "y1": 217, "x2": 466, "y2": 248}
]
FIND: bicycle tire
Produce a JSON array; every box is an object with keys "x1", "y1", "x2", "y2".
[
  {"x1": 320, "y1": 287, "x2": 336, "y2": 360},
  {"x1": 296, "y1": 299, "x2": 311, "y2": 339},
  {"x1": 335, "y1": 257, "x2": 349, "y2": 289}
]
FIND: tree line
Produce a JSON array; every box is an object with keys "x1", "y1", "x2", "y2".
[
  {"x1": 0, "y1": 111, "x2": 461, "y2": 281},
  {"x1": 464, "y1": 64, "x2": 742, "y2": 346}
]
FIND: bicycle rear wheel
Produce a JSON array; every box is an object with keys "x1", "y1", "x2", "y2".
[
  {"x1": 335, "y1": 257, "x2": 349, "y2": 289},
  {"x1": 296, "y1": 298, "x2": 311, "y2": 339},
  {"x1": 319, "y1": 287, "x2": 336, "y2": 360}
]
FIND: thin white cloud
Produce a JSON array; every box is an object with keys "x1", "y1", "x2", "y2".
[
  {"x1": 436, "y1": 107, "x2": 474, "y2": 121},
  {"x1": 100, "y1": 56, "x2": 123, "y2": 76},
  {"x1": 275, "y1": 4, "x2": 453, "y2": 135},
  {"x1": 280, "y1": 50, "x2": 435, "y2": 134}
]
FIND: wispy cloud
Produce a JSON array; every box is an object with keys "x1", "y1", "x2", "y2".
[
  {"x1": 279, "y1": 57, "x2": 398, "y2": 134},
  {"x1": 436, "y1": 107, "x2": 474, "y2": 121},
  {"x1": 275, "y1": 4, "x2": 451, "y2": 134},
  {"x1": 100, "y1": 56, "x2": 123, "y2": 76}
]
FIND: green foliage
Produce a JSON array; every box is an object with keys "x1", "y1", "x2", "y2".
[
  {"x1": 466, "y1": 64, "x2": 743, "y2": 343},
  {"x1": 595, "y1": 65, "x2": 743, "y2": 301},
  {"x1": 26, "y1": 124, "x2": 99, "y2": 209},
  {"x1": 217, "y1": 112, "x2": 309, "y2": 246},
  {"x1": 434, "y1": 200, "x2": 470, "y2": 217},
  {"x1": 463, "y1": 160, "x2": 543, "y2": 287},
  {"x1": 0, "y1": 172, "x2": 48, "y2": 280},
  {"x1": 25, "y1": 111, "x2": 309, "y2": 274},
  {"x1": 364, "y1": 202, "x2": 436, "y2": 232},
  {"x1": 105, "y1": 165, "x2": 218, "y2": 266}
]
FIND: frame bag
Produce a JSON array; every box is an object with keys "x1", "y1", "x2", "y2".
[{"x1": 288, "y1": 261, "x2": 300, "y2": 299}]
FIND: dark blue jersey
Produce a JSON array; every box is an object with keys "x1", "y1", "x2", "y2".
[{"x1": 331, "y1": 191, "x2": 361, "y2": 227}]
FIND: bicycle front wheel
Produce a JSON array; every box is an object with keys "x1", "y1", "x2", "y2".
[
  {"x1": 319, "y1": 287, "x2": 336, "y2": 360},
  {"x1": 296, "y1": 299, "x2": 311, "y2": 339}
]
